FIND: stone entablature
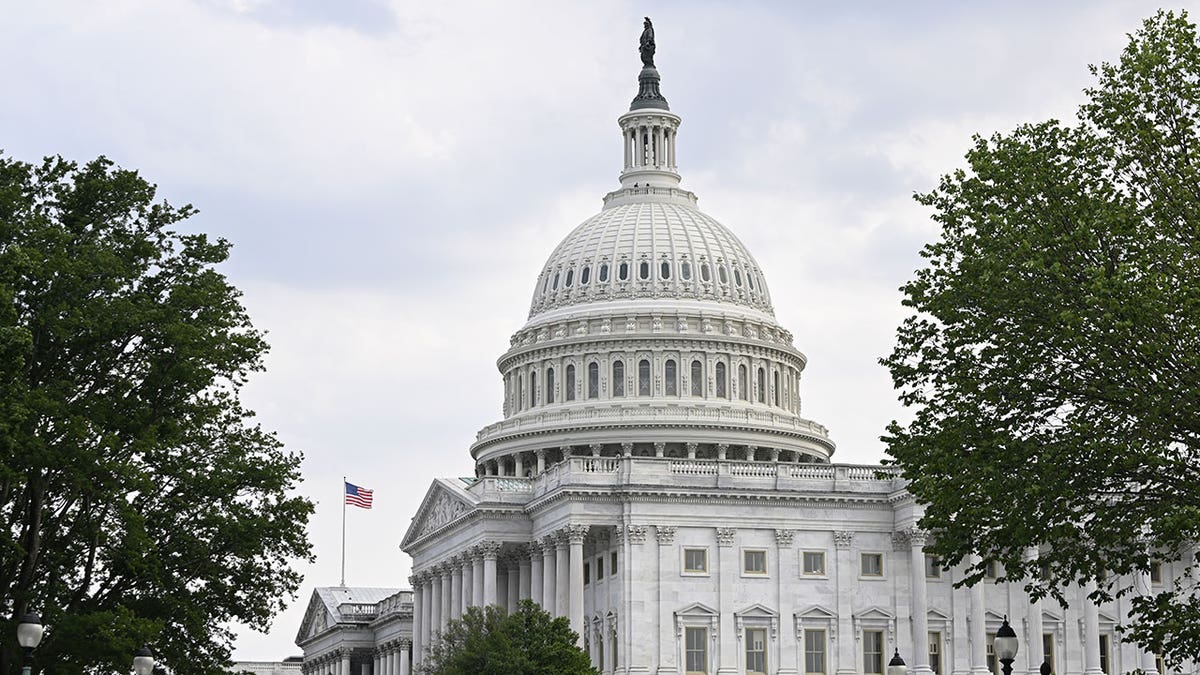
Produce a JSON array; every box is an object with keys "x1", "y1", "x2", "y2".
[{"x1": 507, "y1": 309, "x2": 796, "y2": 352}]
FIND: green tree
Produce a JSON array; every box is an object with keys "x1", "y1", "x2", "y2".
[
  {"x1": 882, "y1": 10, "x2": 1200, "y2": 667},
  {"x1": 0, "y1": 155, "x2": 313, "y2": 674},
  {"x1": 421, "y1": 601, "x2": 598, "y2": 675}
]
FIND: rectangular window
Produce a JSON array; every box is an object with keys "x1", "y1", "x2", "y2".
[
  {"x1": 1100, "y1": 635, "x2": 1111, "y2": 675},
  {"x1": 743, "y1": 549, "x2": 768, "y2": 575},
  {"x1": 611, "y1": 551, "x2": 618, "y2": 576},
  {"x1": 803, "y1": 551, "x2": 826, "y2": 576},
  {"x1": 596, "y1": 556, "x2": 604, "y2": 579},
  {"x1": 1043, "y1": 634, "x2": 1055, "y2": 675},
  {"x1": 583, "y1": 562, "x2": 590, "y2": 585},
  {"x1": 986, "y1": 633, "x2": 998, "y2": 675},
  {"x1": 863, "y1": 630, "x2": 884, "y2": 675},
  {"x1": 685, "y1": 626, "x2": 707, "y2": 675},
  {"x1": 929, "y1": 632, "x2": 941, "y2": 675},
  {"x1": 1150, "y1": 562, "x2": 1162, "y2": 584},
  {"x1": 805, "y1": 629, "x2": 827, "y2": 675},
  {"x1": 746, "y1": 628, "x2": 768, "y2": 675},
  {"x1": 861, "y1": 553, "x2": 884, "y2": 577},
  {"x1": 925, "y1": 554, "x2": 941, "y2": 578},
  {"x1": 683, "y1": 548, "x2": 708, "y2": 574},
  {"x1": 984, "y1": 560, "x2": 999, "y2": 579}
]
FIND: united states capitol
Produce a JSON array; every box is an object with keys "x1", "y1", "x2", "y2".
[{"x1": 278, "y1": 20, "x2": 1182, "y2": 675}]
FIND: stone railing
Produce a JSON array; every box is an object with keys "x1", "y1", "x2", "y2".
[{"x1": 337, "y1": 602, "x2": 378, "y2": 622}]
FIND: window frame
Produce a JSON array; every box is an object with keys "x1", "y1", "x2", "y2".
[
  {"x1": 863, "y1": 629, "x2": 885, "y2": 675},
  {"x1": 741, "y1": 548, "x2": 768, "y2": 577},
  {"x1": 925, "y1": 553, "x2": 942, "y2": 579},
  {"x1": 684, "y1": 626, "x2": 708, "y2": 675},
  {"x1": 682, "y1": 547, "x2": 710, "y2": 576},
  {"x1": 860, "y1": 552, "x2": 885, "y2": 578},
  {"x1": 804, "y1": 628, "x2": 827, "y2": 675},
  {"x1": 801, "y1": 550, "x2": 827, "y2": 577}
]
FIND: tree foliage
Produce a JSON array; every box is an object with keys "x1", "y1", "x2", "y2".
[
  {"x1": 0, "y1": 155, "x2": 313, "y2": 674},
  {"x1": 421, "y1": 601, "x2": 597, "y2": 675},
  {"x1": 883, "y1": 10, "x2": 1200, "y2": 667}
]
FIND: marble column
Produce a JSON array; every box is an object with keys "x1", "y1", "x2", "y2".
[
  {"x1": 568, "y1": 524, "x2": 590, "y2": 648},
  {"x1": 776, "y1": 529, "x2": 798, "y2": 675},
  {"x1": 399, "y1": 639, "x2": 412, "y2": 675},
  {"x1": 519, "y1": 551, "x2": 532, "y2": 601},
  {"x1": 556, "y1": 532, "x2": 571, "y2": 617},
  {"x1": 385, "y1": 648, "x2": 394, "y2": 675},
  {"x1": 1134, "y1": 567, "x2": 1159, "y2": 673},
  {"x1": 461, "y1": 555, "x2": 473, "y2": 613},
  {"x1": 482, "y1": 541, "x2": 501, "y2": 607},
  {"x1": 535, "y1": 449, "x2": 546, "y2": 475},
  {"x1": 909, "y1": 530, "x2": 932, "y2": 675},
  {"x1": 430, "y1": 569, "x2": 443, "y2": 637},
  {"x1": 507, "y1": 556, "x2": 521, "y2": 611},
  {"x1": 542, "y1": 535, "x2": 557, "y2": 612},
  {"x1": 530, "y1": 541, "x2": 545, "y2": 607},
  {"x1": 834, "y1": 531, "x2": 856, "y2": 675},
  {"x1": 1083, "y1": 581, "x2": 1104, "y2": 675},
  {"x1": 410, "y1": 574, "x2": 423, "y2": 669},
  {"x1": 472, "y1": 546, "x2": 485, "y2": 608},
  {"x1": 717, "y1": 527, "x2": 737, "y2": 673},
  {"x1": 969, "y1": 554, "x2": 989, "y2": 675},
  {"x1": 1023, "y1": 548, "x2": 1045, "y2": 675},
  {"x1": 450, "y1": 558, "x2": 463, "y2": 621},
  {"x1": 440, "y1": 566, "x2": 453, "y2": 630},
  {"x1": 340, "y1": 652, "x2": 350, "y2": 675}
]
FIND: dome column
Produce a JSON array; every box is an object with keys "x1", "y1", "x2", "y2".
[{"x1": 514, "y1": 452, "x2": 524, "y2": 478}]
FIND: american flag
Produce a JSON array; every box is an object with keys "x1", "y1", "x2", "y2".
[{"x1": 344, "y1": 482, "x2": 374, "y2": 509}]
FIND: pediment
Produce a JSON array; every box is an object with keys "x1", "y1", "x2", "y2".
[
  {"x1": 1098, "y1": 610, "x2": 1117, "y2": 624},
  {"x1": 736, "y1": 603, "x2": 779, "y2": 619},
  {"x1": 855, "y1": 606, "x2": 895, "y2": 621},
  {"x1": 295, "y1": 590, "x2": 335, "y2": 645},
  {"x1": 796, "y1": 604, "x2": 837, "y2": 620},
  {"x1": 676, "y1": 602, "x2": 719, "y2": 617},
  {"x1": 401, "y1": 478, "x2": 479, "y2": 548},
  {"x1": 985, "y1": 610, "x2": 1007, "y2": 623},
  {"x1": 928, "y1": 608, "x2": 952, "y2": 622},
  {"x1": 1042, "y1": 609, "x2": 1064, "y2": 623}
]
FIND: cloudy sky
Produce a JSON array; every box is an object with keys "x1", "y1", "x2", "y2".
[{"x1": 1, "y1": 0, "x2": 1171, "y2": 661}]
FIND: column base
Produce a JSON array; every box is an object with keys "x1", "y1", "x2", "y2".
[
  {"x1": 626, "y1": 668, "x2": 651, "y2": 674},
  {"x1": 1085, "y1": 669, "x2": 1106, "y2": 675},
  {"x1": 913, "y1": 667, "x2": 936, "y2": 675},
  {"x1": 778, "y1": 669, "x2": 800, "y2": 675},
  {"x1": 717, "y1": 668, "x2": 740, "y2": 675},
  {"x1": 971, "y1": 668, "x2": 993, "y2": 675},
  {"x1": 655, "y1": 667, "x2": 678, "y2": 675}
]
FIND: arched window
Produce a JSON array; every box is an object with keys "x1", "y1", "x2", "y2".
[
  {"x1": 588, "y1": 362, "x2": 600, "y2": 399},
  {"x1": 639, "y1": 261, "x2": 650, "y2": 280},
  {"x1": 660, "y1": 261, "x2": 671, "y2": 279},
  {"x1": 734, "y1": 268, "x2": 743, "y2": 287},
  {"x1": 747, "y1": 272, "x2": 755, "y2": 290},
  {"x1": 638, "y1": 359, "x2": 651, "y2": 396},
  {"x1": 565, "y1": 364, "x2": 576, "y2": 401},
  {"x1": 681, "y1": 261, "x2": 692, "y2": 280},
  {"x1": 718, "y1": 266, "x2": 728, "y2": 284},
  {"x1": 756, "y1": 367, "x2": 766, "y2": 403},
  {"x1": 546, "y1": 368, "x2": 556, "y2": 404},
  {"x1": 773, "y1": 370, "x2": 780, "y2": 407},
  {"x1": 552, "y1": 273, "x2": 560, "y2": 290},
  {"x1": 690, "y1": 360, "x2": 703, "y2": 396},
  {"x1": 542, "y1": 274, "x2": 550, "y2": 293},
  {"x1": 738, "y1": 364, "x2": 748, "y2": 401},
  {"x1": 581, "y1": 266, "x2": 591, "y2": 285},
  {"x1": 618, "y1": 261, "x2": 629, "y2": 281},
  {"x1": 612, "y1": 360, "x2": 625, "y2": 397},
  {"x1": 715, "y1": 362, "x2": 727, "y2": 398},
  {"x1": 518, "y1": 373, "x2": 525, "y2": 409},
  {"x1": 599, "y1": 263, "x2": 610, "y2": 282},
  {"x1": 701, "y1": 262, "x2": 711, "y2": 282},
  {"x1": 565, "y1": 270, "x2": 574, "y2": 287},
  {"x1": 664, "y1": 359, "x2": 678, "y2": 396}
]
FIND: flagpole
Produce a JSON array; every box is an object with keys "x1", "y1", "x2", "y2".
[{"x1": 340, "y1": 476, "x2": 347, "y2": 587}]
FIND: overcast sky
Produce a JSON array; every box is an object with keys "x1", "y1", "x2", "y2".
[{"x1": 1, "y1": 0, "x2": 1172, "y2": 662}]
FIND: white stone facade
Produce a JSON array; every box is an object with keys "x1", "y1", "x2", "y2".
[
  {"x1": 299, "y1": 28, "x2": 1196, "y2": 675},
  {"x1": 295, "y1": 587, "x2": 412, "y2": 675}
]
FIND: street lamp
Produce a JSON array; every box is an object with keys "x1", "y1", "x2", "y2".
[
  {"x1": 15, "y1": 613, "x2": 44, "y2": 675},
  {"x1": 133, "y1": 646, "x2": 155, "y2": 675},
  {"x1": 888, "y1": 649, "x2": 909, "y2": 675},
  {"x1": 994, "y1": 616, "x2": 1019, "y2": 675}
]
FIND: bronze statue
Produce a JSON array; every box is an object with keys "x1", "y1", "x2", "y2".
[{"x1": 639, "y1": 17, "x2": 656, "y2": 67}]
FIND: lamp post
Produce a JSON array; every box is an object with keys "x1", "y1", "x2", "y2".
[
  {"x1": 15, "y1": 613, "x2": 44, "y2": 675},
  {"x1": 133, "y1": 646, "x2": 155, "y2": 675},
  {"x1": 994, "y1": 616, "x2": 1019, "y2": 675},
  {"x1": 888, "y1": 649, "x2": 909, "y2": 675}
]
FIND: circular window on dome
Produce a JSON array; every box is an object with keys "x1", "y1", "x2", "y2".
[
  {"x1": 734, "y1": 268, "x2": 743, "y2": 287},
  {"x1": 681, "y1": 261, "x2": 692, "y2": 280},
  {"x1": 701, "y1": 263, "x2": 711, "y2": 282},
  {"x1": 552, "y1": 272, "x2": 560, "y2": 290},
  {"x1": 581, "y1": 266, "x2": 591, "y2": 285},
  {"x1": 565, "y1": 269, "x2": 574, "y2": 287},
  {"x1": 718, "y1": 266, "x2": 728, "y2": 284},
  {"x1": 639, "y1": 261, "x2": 650, "y2": 280},
  {"x1": 599, "y1": 263, "x2": 610, "y2": 282},
  {"x1": 660, "y1": 261, "x2": 671, "y2": 280},
  {"x1": 619, "y1": 262, "x2": 629, "y2": 281}
]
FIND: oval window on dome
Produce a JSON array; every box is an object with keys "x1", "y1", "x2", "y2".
[
  {"x1": 639, "y1": 261, "x2": 650, "y2": 280},
  {"x1": 701, "y1": 263, "x2": 711, "y2": 282},
  {"x1": 681, "y1": 261, "x2": 692, "y2": 280},
  {"x1": 747, "y1": 272, "x2": 755, "y2": 290},
  {"x1": 552, "y1": 272, "x2": 560, "y2": 290},
  {"x1": 599, "y1": 263, "x2": 610, "y2": 282},
  {"x1": 619, "y1": 262, "x2": 629, "y2": 281},
  {"x1": 565, "y1": 270, "x2": 574, "y2": 287},
  {"x1": 718, "y1": 266, "x2": 728, "y2": 284},
  {"x1": 581, "y1": 266, "x2": 591, "y2": 285},
  {"x1": 660, "y1": 261, "x2": 671, "y2": 280},
  {"x1": 734, "y1": 268, "x2": 743, "y2": 287}
]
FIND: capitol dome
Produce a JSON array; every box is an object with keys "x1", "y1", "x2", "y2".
[{"x1": 469, "y1": 46, "x2": 834, "y2": 473}]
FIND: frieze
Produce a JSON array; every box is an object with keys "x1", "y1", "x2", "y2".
[{"x1": 417, "y1": 490, "x2": 471, "y2": 538}]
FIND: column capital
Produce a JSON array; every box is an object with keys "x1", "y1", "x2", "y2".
[
  {"x1": 535, "y1": 448, "x2": 546, "y2": 458},
  {"x1": 774, "y1": 528, "x2": 796, "y2": 547},
  {"x1": 655, "y1": 525, "x2": 676, "y2": 544},
  {"x1": 541, "y1": 534, "x2": 558, "y2": 551},
  {"x1": 526, "y1": 539, "x2": 544, "y2": 557},
  {"x1": 409, "y1": 573, "x2": 422, "y2": 588},
  {"x1": 716, "y1": 527, "x2": 737, "y2": 547},
  {"x1": 565, "y1": 524, "x2": 590, "y2": 544},
  {"x1": 621, "y1": 441, "x2": 634, "y2": 457},
  {"x1": 480, "y1": 541, "x2": 503, "y2": 560},
  {"x1": 833, "y1": 530, "x2": 855, "y2": 549},
  {"x1": 653, "y1": 441, "x2": 666, "y2": 457},
  {"x1": 589, "y1": 442, "x2": 603, "y2": 456},
  {"x1": 625, "y1": 524, "x2": 648, "y2": 545}
]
